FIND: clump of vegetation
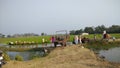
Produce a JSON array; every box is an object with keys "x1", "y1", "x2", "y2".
[
  {"x1": 3, "y1": 52, "x2": 11, "y2": 61},
  {"x1": 30, "y1": 55, "x2": 41, "y2": 60},
  {"x1": 15, "y1": 55, "x2": 23, "y2": 61},
  {"x1": 30, "y1": 52, "x2": 48, "y2": 60},
  {"x1": 85, "y1": 41, "x2": 120, "y2": 51}
]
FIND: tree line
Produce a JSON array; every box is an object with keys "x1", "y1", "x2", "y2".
[
  {"x1": 0, "y1": 32, "x2": 48, "y2": 38},
  {"x1": 0, "y1": 25, "x2": 120, "y2": 38},
  {"x1": 69, "y1": 25, "x2": 120, "y2": 35},
  {"x1": 0, "y1": 33, "x2": 40, "y2": 38}
]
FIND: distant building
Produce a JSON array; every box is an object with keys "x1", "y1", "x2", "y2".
[{"x1": 82, "y1": 33, "x2": 89, "y2": 35}]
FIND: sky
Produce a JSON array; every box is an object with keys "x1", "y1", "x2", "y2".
[{"x1": 0, "y1": 0, "x2": 120, "y2": 35}]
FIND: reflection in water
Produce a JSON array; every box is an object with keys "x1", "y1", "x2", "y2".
[
  {"x1": 7, "y1": 51, "x2": 45, "y2": 61},
  {"x1": 99, "y1": 47, "x2": 120, "y2": 63}
]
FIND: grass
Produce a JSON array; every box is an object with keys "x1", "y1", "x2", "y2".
[
  {"x1": 0, "y1": 36, "x2": 51, "y2": 44},
  {"x1": 84, "y1": 41, "x2": 120, "y2": 51}
]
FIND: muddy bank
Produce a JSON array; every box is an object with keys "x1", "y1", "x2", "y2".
[{"x1": 3, "y1": 45, "x2": 120, "y2": 68}]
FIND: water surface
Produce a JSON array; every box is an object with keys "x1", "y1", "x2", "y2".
[
  {"x1": 99, "y1": 47, "x2": 120, "y2": 63},
  {"x1": 7, "y1": 51, "x2": 45, "y2": 61}
]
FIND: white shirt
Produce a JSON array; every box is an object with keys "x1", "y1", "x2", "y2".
[{"x1": 0, "y1": 56, "x2": 3, "y2": 64}]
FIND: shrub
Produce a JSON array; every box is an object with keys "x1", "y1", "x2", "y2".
[
  {"x1": 3, "y1": 52, "x2": 11, "y2": 61},
  {"x1": 15, "y1": 55, "x2": 23, "y2": 61}
]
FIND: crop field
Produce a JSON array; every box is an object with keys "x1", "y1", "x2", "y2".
[
  {"x1": 0, "y1": 36, "x2": 51, "y2": 44},
  {"x1": 0, "y1": 33, "x2": 119, "y2": 44}
]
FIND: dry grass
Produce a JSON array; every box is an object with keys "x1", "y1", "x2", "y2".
[{"x1": 3, "y1": 45, "x2": 120, "y2": 68}]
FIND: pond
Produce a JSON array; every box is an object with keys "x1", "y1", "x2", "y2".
[
  {"x1": 5, "y1": 42, "x2": 73, "y2": 61},
  {"x1": 7, "y1": 51, "x2": 45, "y2": 61},
  {"x1": 99, "y1": 47, "x2": 120, "y2": 63}
]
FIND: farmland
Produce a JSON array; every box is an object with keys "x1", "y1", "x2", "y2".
[{"x1": 0, "y1": 33, "x2": 119, "y2": 44}]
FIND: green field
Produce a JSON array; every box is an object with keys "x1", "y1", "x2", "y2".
[
  {"x1": 0, "y1": 33, "x2": 119, "y2": 44},
  {"x1": 0, "y1": 36, "x2": 51, "y2": 44}
]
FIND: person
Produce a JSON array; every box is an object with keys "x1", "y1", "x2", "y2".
[
  {"x1": 78, "y1": 35, "x2": 82, "y2": 44},
  {"x1": 74, "y1": 35, "x2": 78, "y2": 44},
  {"x1": 112, "y1": 37, "x2": 116, "y2": 41},
  {"x1": 0, "y1": 51, "x2": 6, "y2": 68},
  {"x1": 42, "y1": 38, "x2": 45, "y2": 46},
  {"x1": 103, "y1": 30, "x2": 107, "y2": 39},
  {"x1": 50, "y1": 36, "x2": 55, "y2": 46},
  {"x1": 42, "y1": 38, "x2": 45, "y2": 43},
  {"x1": 51, "y1": 36, "x2": 55, "y2": 43}
]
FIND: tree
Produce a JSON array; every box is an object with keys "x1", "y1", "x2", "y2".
[
  {"x1": 95, "y1": 25, "x2": 106, "y2": 33},
  {"x1": 69, "y1": 30, "x2": 75, "y2": 35},
  {"x1": 69, "y1": 25, "x2": 120, "y2": 34},
  {"x1": 79, "y1": 29, "x2": 84, "y2": 34},
  {"x1": 41, "y1": 33, "x2": 47, "y2": 36},
  {"x1": 69, "y1": 29, "x2": 83, "y2": 35},
  {"x1": 84, "y1": 27, "x2": 94, "y2": 34},
  {"x1": 107, "y1": 25, "x2": 120, "y2": 33},
  {"x1": 75, "y1": 30, "x2": 80, "y2": 35}
]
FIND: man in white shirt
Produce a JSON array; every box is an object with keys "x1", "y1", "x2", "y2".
[{"x1": 0, "y1": 51, "x2": 3, "y2": 68}]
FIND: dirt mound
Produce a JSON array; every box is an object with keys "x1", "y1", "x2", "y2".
[{"x1": 3, "y1": 45, "x2": 120, "y2": 68}]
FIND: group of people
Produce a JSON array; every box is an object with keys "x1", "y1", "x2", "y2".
[
  {"x1": 42, "y1": 36, "x2": 55, "y2": 46},
  {"x1": 43, "y1": 35, "x2": 68, "y2": 47},
  {"x1": 102, "y1": 30, "x2": 116, "y2": 41},
  {"x1": 73, "y1": 35, "x2": 82, "y2": 44},
  {"x1": 42, "y1": 30, "x2": 115, "y2": 47},
  {"x1": 8, "y1": 41, "x2": 37, "y2": 45}
]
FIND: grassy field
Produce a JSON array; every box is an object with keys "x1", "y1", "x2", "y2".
[
  {"x1": 0, "y1": 33, "x2": 119, "y2": 44},
  {"x1": 0, "y1": 36, "x2": 51, "y2": 44}
]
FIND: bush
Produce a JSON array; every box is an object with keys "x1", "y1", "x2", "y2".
[
  {"x1": 15, "y1": 55, "x2": 23, "y2": 61},
  {"x1": 3, "y1": 53, "x2": 11, "y2": 61}
]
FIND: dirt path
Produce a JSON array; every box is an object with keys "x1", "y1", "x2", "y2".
[{"x1": 3, "y1": 45, "x2": 120, "y2": 68}]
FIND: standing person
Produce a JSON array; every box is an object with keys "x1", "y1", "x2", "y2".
[
  {"x1": 78, "y1": 35, "x2": 82, "y2": 44},
  {"x1": 51, "y1": 36, "x2": 55, "y2": 43},
  {"x1": 42, "y1": 38, "x2": 45, "y2": 47},
  {"x1": 103, "y1": 30, "x2": 106, "y2": 39},
  {"x1": 74, "y1": 35, "x2": 78, "y2": 44},
  {"x1": 50, "y1": 36, "x2": 55, "y2": 46}
]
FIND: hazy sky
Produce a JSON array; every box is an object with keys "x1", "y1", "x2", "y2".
[{"x1": 0, "y1": 0, "x2": 120, "y2": 35}]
